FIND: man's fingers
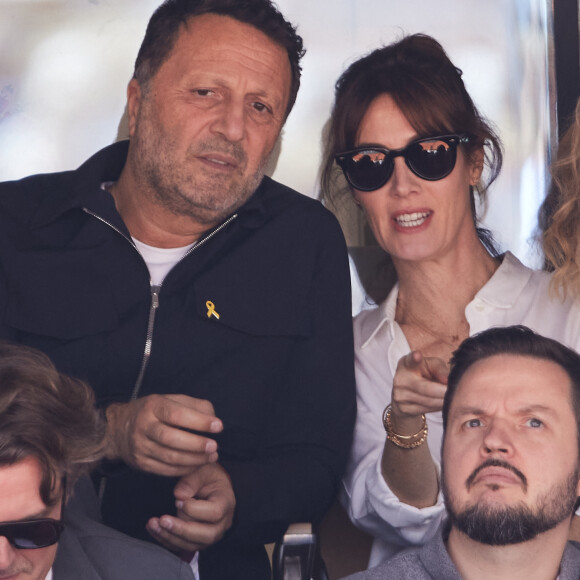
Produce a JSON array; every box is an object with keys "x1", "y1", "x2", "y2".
[
  {"x1": 147, "y1": 516, "x2": 205, "y2": 553},
  {"x1": 146, "y1": 420, "x2": 219, "y2": 454},
  {"x1": 146, "y1": 514, "x2": 229, "y2": 553},
  {"x1": 177, "y1": 499, "x2": 224, "y2": 525},
  {"x1": 165, "y1": 394, "x2": 217, "y2": 415},
  {"x1": 137, "y1": 450, "x2": 219, "y2": 478},
  {"x1": 152, "y1": 396, "x2": 223, "y2": 434},
  {"x1": 105, "y1": 394, "x2": 226, "y2": 475},
  {"x1": 173, "y1": 463, "x2": 236, "y2": 522},
  {"x1": 146, "y1": 464, "x2": 235, "y2": 549},
  {"x1": 176, "y1": 496, "x2": 231, "y2": 524}
]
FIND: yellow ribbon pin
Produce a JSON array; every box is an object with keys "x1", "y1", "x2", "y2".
[{"x1": 206, "y1": 300, "x2": 220, "y2": 320}]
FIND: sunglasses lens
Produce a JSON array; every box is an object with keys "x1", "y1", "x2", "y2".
[
  {"x1": 341, "y1": 150, "x2": 393, "y2": 191},
  {"x1": 406, "y1": 138, "x2": 457, "y2": 180},
  {"x1": 336, "y1": 136, "x2": 463, "y2": 191},
  {"x1": 0, "y1": 520, "x2": 63, "y2": 549}
]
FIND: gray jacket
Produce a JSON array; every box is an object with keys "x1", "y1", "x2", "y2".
[
  {"x1": 343, "y1": 525, "x2": 580, "y2": 580},
  {"x1": 53, "y1": 511, "x2": 194, "y2": 580}
]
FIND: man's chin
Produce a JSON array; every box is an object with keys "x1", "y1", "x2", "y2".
[
  {"x1": 170, "y1": 180, "x2": 261, "y2": 224},
  {"x1": 179, "y1": 202, "x2": 243, "y2": 227},
  {"x1": 469, "y1": 486, "x2": 524, "y2": 506},
  {"x1": 450, "y1": 502, "x2": 566, "y2": 546}
]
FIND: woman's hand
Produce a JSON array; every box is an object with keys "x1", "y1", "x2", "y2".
[
  {"x1": 381, "y1": 350, "x2": 448, "y2": 506},
  {"x1": 391, "y1": 351, "x2": 449, "y2": 421}
]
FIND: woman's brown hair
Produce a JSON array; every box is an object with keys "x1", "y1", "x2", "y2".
[{"x1": 320, "y1": 33, "x2": 503, "y2": 252}]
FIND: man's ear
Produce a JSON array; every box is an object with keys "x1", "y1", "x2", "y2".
[
  {"x1": 126, "y1": 78, "x2": 143, "y2": 138},
  {"x1": 469, "y1": 147, "x2": 484, "y2": 187}
]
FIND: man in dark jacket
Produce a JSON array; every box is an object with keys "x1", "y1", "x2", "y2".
[{"x1": 0, "y1": 0, "x2": 355, "y2": 578}]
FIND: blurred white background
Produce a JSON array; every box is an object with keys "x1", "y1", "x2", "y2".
[{"x1": 0, "y1": 0, "x2": 551, "y2": 267}]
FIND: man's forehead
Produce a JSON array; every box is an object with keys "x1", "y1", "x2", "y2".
[
  {"x1": 178, "y1": 13, "x2": 289, "y2": 65},
  {"x1": 162, "y1": 13, "x2": 291, "y2": 104},
  {"x1": 451, "y1": 353, "x2": 574, "y2": 411},
  {"x1": 0, "y1": 457, "x2": 54, "y2": 521}
]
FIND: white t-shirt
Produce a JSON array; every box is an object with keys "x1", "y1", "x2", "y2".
[
  {"x1": 344, "y1": 252, "x2": 580, "y2": 568},
  {"x1": 132, "y1": 238, "x2": 196, "y2": 286}
]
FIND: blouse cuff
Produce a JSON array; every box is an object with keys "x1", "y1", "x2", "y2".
[{"x1": 364, "y1": 454, "x2": 445, "y2": 544}]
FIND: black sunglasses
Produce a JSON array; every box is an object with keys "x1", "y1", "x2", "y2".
[
  {"x1": 335, "y1": 134, "x2": 470, "y2": 192},
  {"x1": 0, "y1": 518, "x2": 64, "y2": 549}
]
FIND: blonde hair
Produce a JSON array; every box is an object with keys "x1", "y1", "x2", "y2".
[{"x1": 541, "y1": 99, "x2": 580, "y2": 299}]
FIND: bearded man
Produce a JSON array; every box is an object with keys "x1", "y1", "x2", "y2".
[{"x1": 345, "y1": 325, "x2": 580, "y2": 580}]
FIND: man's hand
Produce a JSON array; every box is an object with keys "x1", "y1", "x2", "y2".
[
  {"x1": 105, "y1": 394, "x2": 223, "y2": 476},
  {"x1": 146, "y1": 463, "x2": 236, "y2": 554},
  {"x1": 392, "y1": 351, "x2": 449, "y2": 418}
]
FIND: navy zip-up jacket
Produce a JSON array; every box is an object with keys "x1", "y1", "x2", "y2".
[{"x1": 0, "y1": 140, "x2": 356, "y2": 579}]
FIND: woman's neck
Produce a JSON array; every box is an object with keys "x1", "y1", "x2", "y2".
[
  {"x1": 395, "y1": 240, "x2": 499, "y2": 323},
  {"x1": 393, "y1": 241, "x2": 500, "y2": 357}
]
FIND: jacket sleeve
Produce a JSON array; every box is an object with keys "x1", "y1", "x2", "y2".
[{"x1": 219, "y1": 208, "x2": 356, "y2": 545}]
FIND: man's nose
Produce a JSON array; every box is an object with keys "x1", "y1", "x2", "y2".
[
  {"x1": 211, "y1": 100, "x2": 245, "y2": 142},
  {"x1": 0, "y1": 536, "x2": 18, "y2": 570},
  {"x1": 481, "y1": 419, "x2": 514, "y2": 456}
]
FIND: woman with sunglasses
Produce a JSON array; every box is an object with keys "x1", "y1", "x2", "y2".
[{"x1": 321, "y1": 33, "x2": 580, "y2": 568}]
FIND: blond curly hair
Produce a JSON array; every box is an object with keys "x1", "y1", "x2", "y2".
[{"x1": 541, "y1": 99, "x2": 580, "y2": 299}]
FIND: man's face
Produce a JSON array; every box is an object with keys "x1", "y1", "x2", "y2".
[
  {"x1": 443, "y1": 354, "x2": 580, "y2": 545},
  {"x1": 0, "y1": 456, "x2": 62, "y2": 579},
  {"x1": 127, "y1": 12, "x2": 292, "y2": 228}
]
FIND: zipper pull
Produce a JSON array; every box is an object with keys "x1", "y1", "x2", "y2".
[{"x1": 151, "y1": 285, "x2": 160, "y2": 309}]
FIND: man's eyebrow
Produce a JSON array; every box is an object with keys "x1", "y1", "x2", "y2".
[
  {"x1": 2, "y1": 505, "x2": 54, "y2": 524},
  {"x1": 450, "y1": 403, "x2": 558, "y2": 418},
  {"x1": 514, "y1": 404, "x2": 558, "y2": 417},
  {"x1": 190, "y1": 78, "x2": 284, "y2": 109},
  {"x1": 449, "y1": 405, "x2": 485, "y2": 418}
]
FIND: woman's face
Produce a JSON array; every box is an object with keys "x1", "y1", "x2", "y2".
[{"x1": 353, "y1": 93, "x2": 482, "y2": 264}]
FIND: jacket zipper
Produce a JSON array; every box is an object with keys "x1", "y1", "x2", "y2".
[{"x1": 83, "y1": 208, "x2": 238, "y2": 400}]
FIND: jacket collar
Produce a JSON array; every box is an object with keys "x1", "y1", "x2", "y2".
[
  {"x1": 53, "y1": 524, "x2": 103, "y2": 580},
  {"x1": 422, "y1": 521, "x2": 580, "y2": 580},
  {"x1": 418, "y1": 521, "x2": 463, "y2": 579},
  {"x1": 29, "y1": 140, "x2": 130, "y2": 229},
  {"x1": 234, "y1": 177, "x2": 268, "y2": 229}
]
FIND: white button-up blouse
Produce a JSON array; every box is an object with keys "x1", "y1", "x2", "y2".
[{"x1": 343, "y1": 252, "x2": 580, "y2": 568}]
